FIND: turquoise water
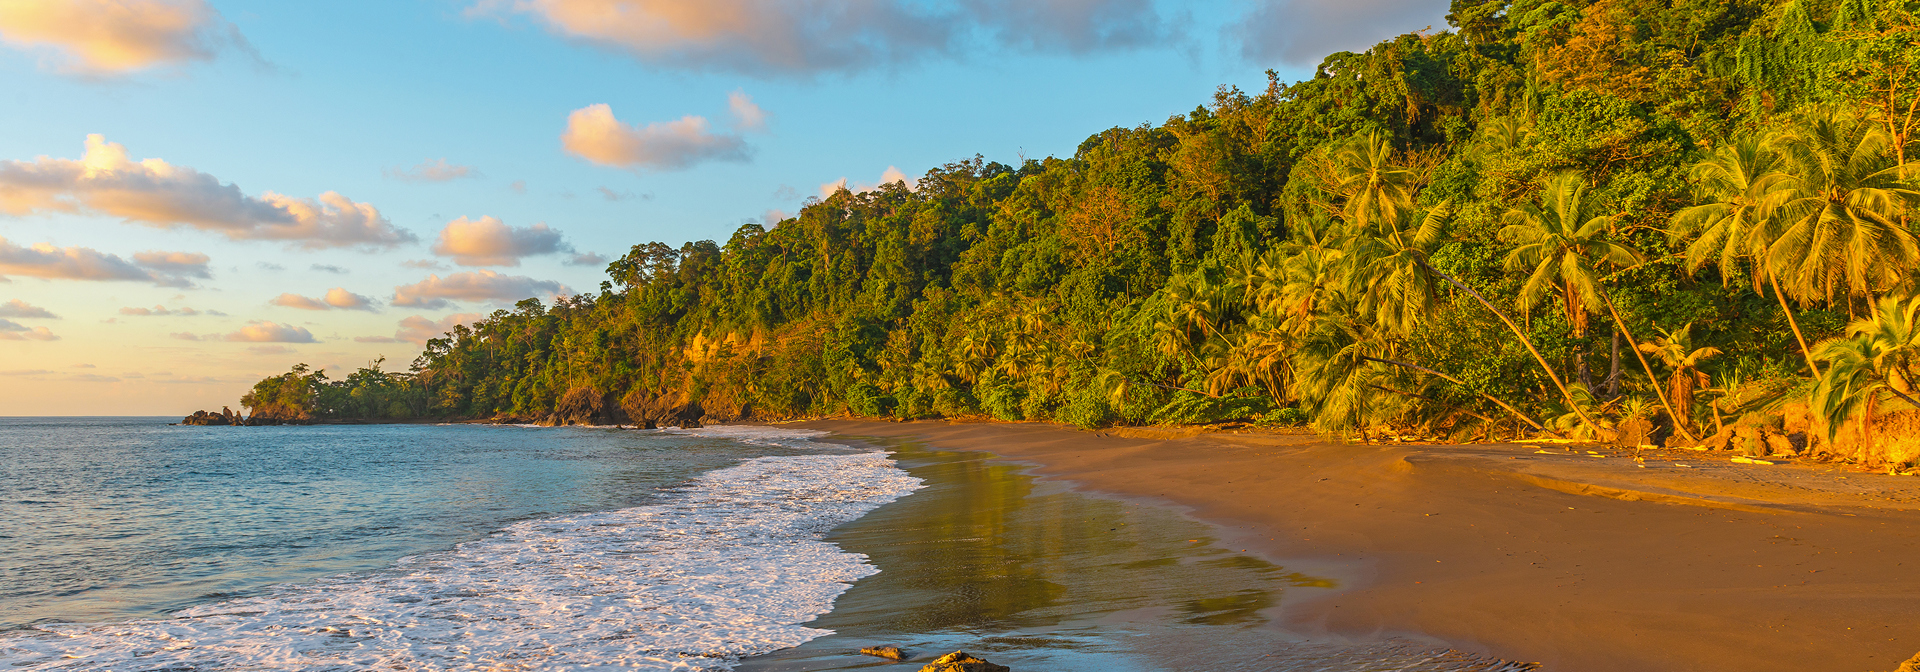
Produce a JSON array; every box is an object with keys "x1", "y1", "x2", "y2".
[{"x1": 0, "y1": 418, "x2": 820, "y2": 629}]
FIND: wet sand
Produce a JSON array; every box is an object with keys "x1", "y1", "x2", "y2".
[
  {"x1": 739, "y1": 435, "x2": 1531, "y2": 672},
  {"x1": 793, "y1": 419, "x2": 1920, "y2": 672}
]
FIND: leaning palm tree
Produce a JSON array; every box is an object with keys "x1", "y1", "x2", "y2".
[
  {"x1": 1768, "y1": 108, "x2": 1920, "y2": 312},
  {"x1": 1502, "y1": 172, "x2": 1645, "y2": 368},
  {"x1": 1670, "y1": 136, "x2": 1819, "y2": 375},
  {"x1": 1337, "y1": 201, "x2": 1450, "y2": 337},
  {"x1": 1503, "y1": 171, "x2": 1701, "y2": 439},
  {"x1": 1636, "y1": 324, "x2": 1723, "y2": 436}
]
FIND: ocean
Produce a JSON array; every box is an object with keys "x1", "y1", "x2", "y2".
[{"x1": 0, "y1": 417, "x2": 1529, "y2": 671}]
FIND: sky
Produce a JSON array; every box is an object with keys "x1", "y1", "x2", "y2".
[{"x1": 0, "y1": 0, "x2": 1449, "y2": 416}]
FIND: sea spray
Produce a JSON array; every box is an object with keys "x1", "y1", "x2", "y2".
[{"x1": 1, "y1": 431, "x2": 922, "y2": 671}]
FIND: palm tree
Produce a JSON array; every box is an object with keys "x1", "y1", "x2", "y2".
[
  {"x1": 1768, "y1": 109, "x2": 1920, "y2": 312},
  {"x1": 1636, "y1": 324, "x2": 1723, "y2": 436},
  {"x1": 1326, "y1": 133, "x2": 1420, "y2": 229},
  {"x1": 1811, "y1": 295, "x2": 1920, "y2": 446},
  {"x1": 1670, "y1": 136, "x2": 1819, "y2": 375},
  {"x1": 1501, "y1": 172, "x2": 1644, "y2": 368},
  {"x1": 1338, "y1": 202, "x2": 1450, "y2": 337},
  {"x1": 1810, "y1": 297, "x2": 1920, "y2": 459},
  {"x1": 1503, "y1": 171, "x2": 1701, "y2": 439}
]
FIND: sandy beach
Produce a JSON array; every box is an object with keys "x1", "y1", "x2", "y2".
[{"x1": 796, "y1": 419, "x2": 1920, "y2": 672}]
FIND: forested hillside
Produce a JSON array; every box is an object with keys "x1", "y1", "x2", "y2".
[{"x1": 245, "y1": 0, "x2": 1920, "y2": 464}]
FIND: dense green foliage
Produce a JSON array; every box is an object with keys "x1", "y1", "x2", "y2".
[{"x1": 250, "y1": 0, "x2": 1920, "y2": 455}]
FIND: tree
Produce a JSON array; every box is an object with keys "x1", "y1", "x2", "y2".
[
  {"x1": 1810, "y1": 295, "x2": 1920, "y2": 447},
  {"x1": 1501, "y1": 171, "x2": 1704, "y2": 439},
  {"x1": 1501, "y1": 171, "x2": 1644, "y2": 381},
  {"x1": 1671, "y1": 136, "x2": 1820, "y2": 375},
  {"x1": 1769, "y1": 109, "x2": 1920, "y2": 311},
  {"x1": 1636, "y1": 324, "x2": 1723, "y2": 435}
]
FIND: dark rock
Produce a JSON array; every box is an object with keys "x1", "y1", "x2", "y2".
[
  {"x1": 860, "y1": 645, "x2": 906, "y2": 661},
  {"x1": 180, "y1": 410, "x2": 231, "y2": 425},
  {"x1": 918, "y1": 651, "x2": 1009, "y2": 672}
]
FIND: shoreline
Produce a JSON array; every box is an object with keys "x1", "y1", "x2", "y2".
[{"x1": 794, "y1": 418, "x2": 1920, "y2": 672}]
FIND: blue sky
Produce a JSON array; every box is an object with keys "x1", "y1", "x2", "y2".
[{"x1": 0, "y1": 0, "x2": 1447, "y2": 415}]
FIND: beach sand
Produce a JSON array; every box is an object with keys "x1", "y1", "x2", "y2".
[{"x1": 795, "y1": 419, "x2": 1920, "y2": 672}]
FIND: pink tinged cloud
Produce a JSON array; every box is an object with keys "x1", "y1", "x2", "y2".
[
  {"x1": 270, "y1": 287, "x2": 375, "y2": 311},
  {"x1": 385, "y1": 158, "x2": 479, "y2": 182},
  {"x1": 0, "y1": 298, "x2": 57, "y2": 318},
  {"x1": 485, "y1": 0, "x2": 1178, "y2": 75},
  {"x1": 0, "y1": 0, "x2": 246, "y2": 73},
  {"x1": 728, "y1": 90, "x2": 767, "y2": 130},
  {"x1": 119, "y1": 305, "x2": 204, "y2": 316},
  {"x1": 0, "y1": 135, "x2": 416, "y2": 250},
  {"x1": 0, "y1": 318, "x2": 57, "y2": 340},
  {"x1": 0, "y1": 237, "x2": 210, "y2": 287},
  {"x1": 368, "y1": 313, "x2": 485, "y2": 345},
  {"x1": 1229, "y1": 0, "x2": 1451, "y2": 65},
  {"x1": 562, "y1": 104, "x2": 748, "y2": 170},
  {"x1": 430, "y1": 216, "x2": 571, "y2": 267},
  {"x1": 225, "y1": 321, "x2": 317, "y2": 343},
  {"x1": 391, "y1": 270, "x2": 569, "y2": 310}
]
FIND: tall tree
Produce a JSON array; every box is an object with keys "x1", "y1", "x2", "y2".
[
  {"x1": 1671, "y1": 136, "x2": 1821, "y2": 375},
  {"x1": 1769, "y1": 109, "x2": 1920, "y2": 311}
]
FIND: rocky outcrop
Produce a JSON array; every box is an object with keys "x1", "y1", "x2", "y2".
[
  {"x1": 918, "y1": 651, "x2": 1009, "y2": 672},
  {"x1": 618, "y1": 388, "x2": 711, "y2": 428},
  {"x1": 860, "y1": 645, "x2": 905, "y2": 660},
  {"x1": 548, "y1": 386, "x2": 611, "y2": 426},
  {"x1": 180, "y1": 406, "x2": 243, "y2": 425}
]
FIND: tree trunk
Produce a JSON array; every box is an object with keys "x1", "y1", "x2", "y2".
[
  {"x1": 1605, "y1": 329, "x2": 1622, "y2": 397},
  {"x1": 1769, "y1": 271, "x2": 1822, "y2": 377},
  {"x1": 1414, "y1": 255, "x2": 1601, "y2": 433},
  {"x1": 1600, "y1": 291, "x2": 1700, "y2": 443}
]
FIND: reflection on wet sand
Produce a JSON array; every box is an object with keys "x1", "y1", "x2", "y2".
[{"x1": 739, "y1": 438, "x2": 1534, "y2": 672}]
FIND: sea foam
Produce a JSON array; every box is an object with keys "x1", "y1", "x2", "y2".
[{"x1": 0, "y1": 427, "x2": 922, "y2": 671}]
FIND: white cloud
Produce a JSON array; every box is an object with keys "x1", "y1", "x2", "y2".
[
  {"x1": 482, "y1": 0, "x2": 1179, "y2": 76},
  {"x1": 270, "y1": 287, "x2": 375, "y2": 311},
  {"x1": 0, "y1": 0, "x2": 247, "y2": 74},
  {"x1": 819, "y1": 165, "x2": 917, "y2": 199},
  {"x1": 1229, "y1": 0, "x2": 1449, "y2": 65},
  {"x1": 119, "y1": 305, "x2": 207, "y2": 316},
  {"x1": 225, "y1": 321, "x2": 317, "y2": 343},
  {"x1": 370, "y1": 313, "x2": 485, "y2": 345},
  {"x1": 0, "y1": 320, "x2": 58, "y2": 340},
  {"x1": 565, "y1": 252, "x2": 607, "y2": 267},
  {"x1": 0, "y1": 135, "x2": 416, "y2": 250},
  {"x1": 392, "y1": 270, "x2": 569, "y2": 309},
  {"x1": 401, "y1": 259, "x2": 445, "y2": 270},
  {"x1": 596, "y1": 186, "x2": 641, "y2": 202},
  {"x1": 0, "y1": 298, "x2": 57, "y2": 318},
  {"x1": 0, "y1": 237, "x2": 210, "y2": 287},
  {"x1": 728, "y1": 90, "x2": 768, "y2": 131},
  {"x1": 561, "y1": 104, "x2": 749, "y2": 170},
  {"x1": 431, "y1": 216, "x2": 572, "y2": 267},
  {"x1": 311, "y1": 264, "x2": 347, "y2": 274},
  {"x1": 384, "y1": 158, "x2": 479, "y2": 182}
]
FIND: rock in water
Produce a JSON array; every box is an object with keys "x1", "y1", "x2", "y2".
[
  {"x1": 180, "y1": 410, "x2": 230, "y2": 425},
  {"x1": 918, "y1": 651, "x2": 1009, "y2": 672},
  {"x1": 860, "y1": 645, "x2": 906, "y2": 660}
]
